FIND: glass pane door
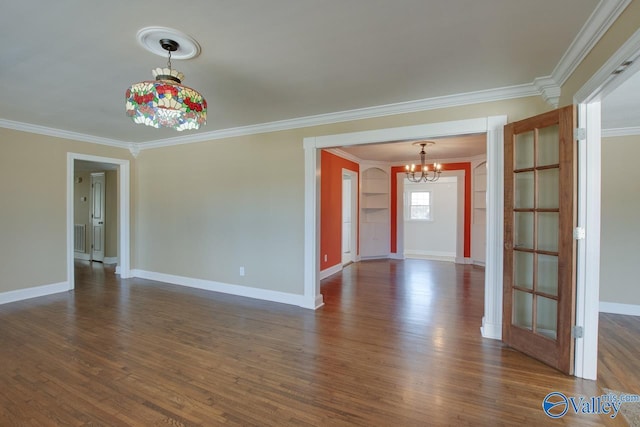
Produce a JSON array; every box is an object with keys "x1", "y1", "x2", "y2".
[
  {"x1": 503, "y1": 105, "x2": 576, "y2": 375},
  {"x1": 512, "y1": 125, "x2": 560, "y2": 340}
]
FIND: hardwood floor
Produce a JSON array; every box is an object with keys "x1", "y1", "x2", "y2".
[
  {"x1": 0, "y1": 259, "x2": 636, "y2": 426},
  {"x1": 598, "y1": 313, "x2": 640, "y2": 396}
]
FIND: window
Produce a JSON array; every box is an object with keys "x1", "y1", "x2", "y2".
[{"x1": 408, "y1": 190, "x2": 432, "y2": 220}]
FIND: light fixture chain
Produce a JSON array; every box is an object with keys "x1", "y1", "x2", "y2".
[{"x1": 167, "y1": 49, "x2": 172, "y2": 71}]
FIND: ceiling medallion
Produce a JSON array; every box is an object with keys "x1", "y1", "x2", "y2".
[{"x1": 125, "y1": 28, "x2": 206, "y2": 131}]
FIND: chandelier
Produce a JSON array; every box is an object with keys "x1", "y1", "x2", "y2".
[
  {"x1": 405, "y1": 141, "x2": 442, "y2": 182},
  {"x1": 126, "y1": 38, "x2": 207, "y2": 131}
]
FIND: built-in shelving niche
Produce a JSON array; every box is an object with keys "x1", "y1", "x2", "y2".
[
  {"x1": 360, "y1": 167, "x2": 390, "y2": 258},
  {"x1": 472, "y1": 161, "x2": 487, "y2": 264}
]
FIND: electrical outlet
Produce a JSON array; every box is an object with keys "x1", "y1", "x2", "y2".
[
  {"x1": 239, "y1": 266, "x2": 245, "y2": 276},
  {"x1": 324, "y1": 254, "x2": 327, "y2": 262}
]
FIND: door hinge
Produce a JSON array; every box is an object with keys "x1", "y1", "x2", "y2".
[
  {"x1": 572, "y1": 325, "x2": 584, "y2": 339},
  {"x1": 574, "y1": 128, "x2": 586, "y2": 141},
  {"x1": 573, "y1": 227, "x2": 585, "y2": 240}
]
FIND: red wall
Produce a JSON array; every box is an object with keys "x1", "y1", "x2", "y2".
[
  {"x1": 320, "y1": 151, "x2": 359, "y2": 270},
  {"x1": 390, "y1": 162, "x2": 471, "y2": 258}
]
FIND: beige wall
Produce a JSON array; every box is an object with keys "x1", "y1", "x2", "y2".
[
  {"x1": 0, "y1": 128, "x2": 132, "y2": 293},
  {"x1": 135, "y1": 132, "x2": 305, "y2": 294},
  {"x1": 134, "y1": 97, "x2": 549, "y2": 295},
  {"x1": 600, "y1": 134, "x2": 640, "y2": 305}
]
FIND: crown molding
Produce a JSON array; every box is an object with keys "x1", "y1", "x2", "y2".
[
  {"x1": 602, "y1": 127, "x2": 640, "y2": 137},
  {"x1": 324, "y1": 148, "x2": 363, "y2": 164},
  {"x1": 0, "y1": 1, "x2": 628, "y2": 152},
  {"x1": 552, "y1": 0, "x2": 632, "y2": 87},
  {"x1": 0, "y1": 83, "x2": 539, "y2": 152},
  {"x1": 533, "y1": 76, "x2": 561, "y2": 108},
  {"x1": 0, "y1": 119, "x2": 130, "y2": 149},
  {"x1": 138, "y1": 83, "x2": 539, "y2": 151}
]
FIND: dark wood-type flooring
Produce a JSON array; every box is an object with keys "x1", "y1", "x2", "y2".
[{"x1": 0, "y1": 259, "x2": 637, "y2": 426}]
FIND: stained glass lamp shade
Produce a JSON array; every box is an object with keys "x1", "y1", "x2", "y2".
[{"x1": 125, "y1": 39, "x2": 207, "y2": 131}]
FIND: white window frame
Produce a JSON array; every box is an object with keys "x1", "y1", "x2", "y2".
[{"x1": 405, "y1": 189, "x2": 433, "y2": 221}]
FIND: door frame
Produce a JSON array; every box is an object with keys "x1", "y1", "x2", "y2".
[
  {"x1": 572, "y1": 29, "x2": 640, "y2": 380},
  {"x1": 67, "y1": 153, "x2": 131, "y2": 289},
  {"x1": 342, "y1": 168, "x2": 358, "y2": 265},
  {"x1": 303, "y1": 116, "x2": 508, "y2": 328}
]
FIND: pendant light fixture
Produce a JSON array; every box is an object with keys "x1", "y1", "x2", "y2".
[
  {"x1": 126, "y1": 29, "x2": 207, "y2": 131},
  {"x1": 405, "y1": 141, "x2": 442, "y2": 182}
]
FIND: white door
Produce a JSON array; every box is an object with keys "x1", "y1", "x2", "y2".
[{"x1": 90, "y1": 172, "x2": 106, "y2": 262}]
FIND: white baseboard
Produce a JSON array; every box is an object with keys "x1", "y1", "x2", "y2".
[
  {"x1": 320, "y1": 263, "x2": 342, "y2": 280},
  {"x1": 360, "y1": 255, "x2": 390, "y2": 261},
  {"x1": 406, "y1": 250, "x2": 456, "y2": 262},
  {"x1": 389, "y1": 252, "x2": 405, "y2": 260},
  {"x1": 455, "y1": 257, "x2": 474, "y2": 264},
  {"x1": 131, "y1": 269, "x2": 316, "y2": 309},
  {"x1": 599, "y1": 301, "x2": 640, "y2": 316},
  {"x1": 103, "y1": 257, "x2": 118, "y2": 265},
  {"x1": 473, "y1": 260, "x2": 486, "y2": 267},
  {"x1": 480, "y1": 316, "x2": 502, "y2": 340},
  {"x1": 0, "y1": 281, "x2": 69, "y2": 305}
]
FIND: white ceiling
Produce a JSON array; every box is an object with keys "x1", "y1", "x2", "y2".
[{"x1": 1, "y1": 0, "x2": 604, "y2": 149}]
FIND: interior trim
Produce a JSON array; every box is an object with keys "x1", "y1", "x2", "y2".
[{"x1": 0, "y1": 281, "x2": 68, "y2": 305}]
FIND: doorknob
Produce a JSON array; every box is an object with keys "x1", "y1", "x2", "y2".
[{"x1": 98, "y1": 221, "x2": 104, "y2": 225}]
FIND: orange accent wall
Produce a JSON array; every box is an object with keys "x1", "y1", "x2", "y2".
[
  {"x1": 320, "y1": 150, "x2": 359, "y2": 270},
  {"x1": 390, "y1": 163, "x2": 471, "y2": 258}
]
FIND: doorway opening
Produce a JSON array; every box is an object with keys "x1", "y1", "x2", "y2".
[
  {"x1": 573, "y1": 29, "x2": 640, "y2": 380},
  {"x1": 73, "y1": 166, "x2": 114, "y2": 264},
  {"x1": 303, "y1": 116, "x2": 508, "y2": 333},
  {"x1": 67, "y1": 153, "x2": 131, "y2": 290}
]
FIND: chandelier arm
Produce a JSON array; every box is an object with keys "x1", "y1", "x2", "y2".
[
  {"x1": 404, "y1": 141, "x2": 441, "y2": 183},
  {"x1": 405, "y1": 172, "x2": 419, "y2": 183}
]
